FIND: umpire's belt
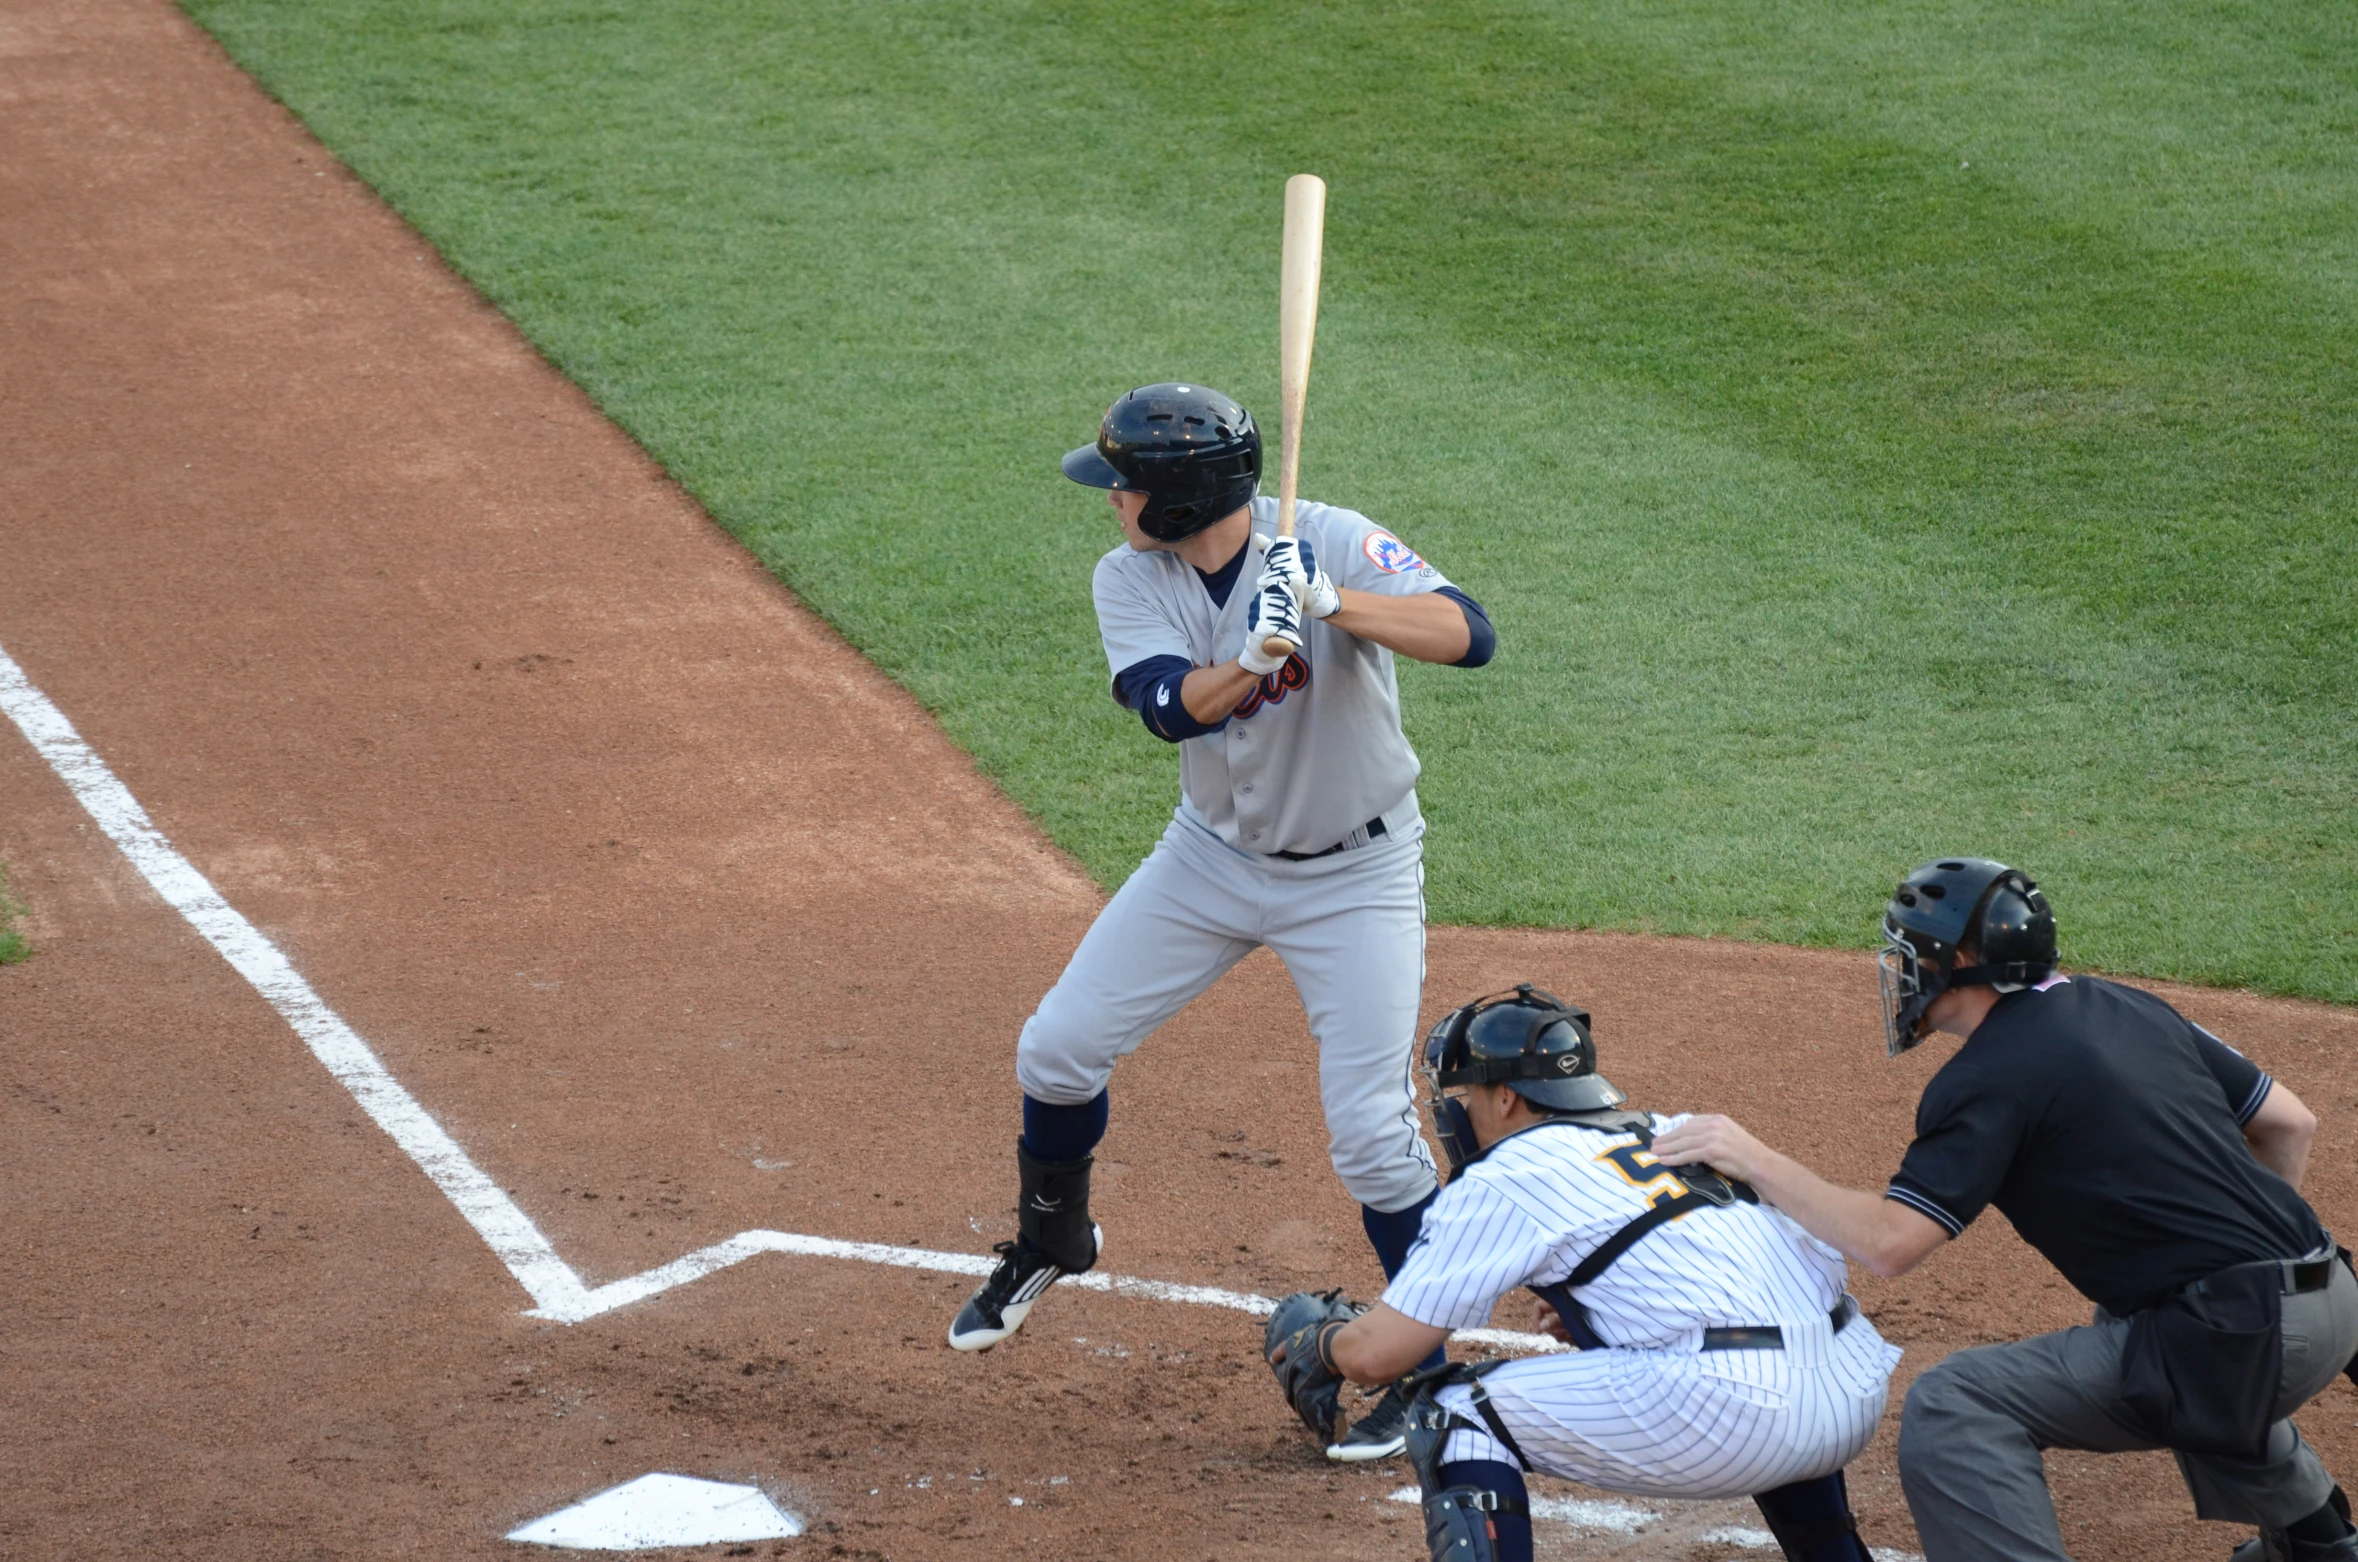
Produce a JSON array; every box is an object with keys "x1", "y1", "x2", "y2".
[
  {"x1": 2189, "y1": 1249, "x2": 2336, "y2": 1300},
  {"x1": 1270, "y1": 815, "x2": 1388, "y2": 861},
  {"x1": 1700, "y1": 1295, "x2": 1857, "y2": 1353}
]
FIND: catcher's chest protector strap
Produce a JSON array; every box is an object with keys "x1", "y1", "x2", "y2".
[{"x1": 1524, "y1": 1123, "x2": 1759, "y2": 1350}]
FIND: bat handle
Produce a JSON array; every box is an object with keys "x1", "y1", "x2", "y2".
[{"x1": 1259, "y1": 632, "x2": 1299, "y2": 661}]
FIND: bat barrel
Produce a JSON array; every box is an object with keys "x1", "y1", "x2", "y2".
[{"x1": 1276, "y1": 173, "x2": 1326, "y2": 542}]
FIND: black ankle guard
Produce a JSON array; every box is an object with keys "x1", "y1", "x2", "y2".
[{"x1": 1016, "y1": 1140, "x2": 1095, "y2": 1272}]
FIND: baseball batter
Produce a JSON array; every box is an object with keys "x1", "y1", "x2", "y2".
[
  {"x1": 948, "y1": 382, "x2": 1494, "y2": 1458},
  {"x1": 1264, "y1": 986, "x2": 1902, "y2": 1562}
]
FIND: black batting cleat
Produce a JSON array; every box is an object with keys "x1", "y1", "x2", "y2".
[
  {"x1": 1327, "y1": 1378, "x2": 1411, "y2": 1461},
  {"x1": 946, "y1": 1225, "x2": 1101, "y2": 1352}
]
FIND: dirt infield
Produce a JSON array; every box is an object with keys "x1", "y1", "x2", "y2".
[{"x1": 4, "y1": 2, "x2": 2356, "y2": 1558}]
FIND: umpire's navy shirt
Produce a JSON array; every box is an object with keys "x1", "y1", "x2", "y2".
[{"x1": 1887, "y1": 976, "x2": 2323, "y2": 1318}]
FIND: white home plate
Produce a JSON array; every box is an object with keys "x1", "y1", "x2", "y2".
[{"x1": 507, "y1": 1473, "x2": 802, "y2": 1549}]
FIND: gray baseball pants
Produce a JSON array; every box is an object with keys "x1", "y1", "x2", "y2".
[
  {"x1": 1014, "y1": 805, "x2": 1438, "y2": 1213},
  {"x1": 1898, "y1": 1257, "x2": 2358, "y2": 1560}
]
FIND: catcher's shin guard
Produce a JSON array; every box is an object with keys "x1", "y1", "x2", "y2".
[
  {"x1": 1752, "y1": 1470, "x2": 1871, "y2": 1562},
  {"x1": 1017, "y1": 1140, "x2": 1097, "y2": 1273},
  {"x1": 1405, "y1": 1382, "x2": 1530, "y2": 1562},
  {"x1": 1422, "y1": 1483, "x2": 1519, "y2": 1562}
]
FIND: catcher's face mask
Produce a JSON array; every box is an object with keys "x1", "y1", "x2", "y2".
[
  {"x1": 1878, "y1": 915, "x2": 1949, "y2": 1057},
  {"x1": 1421, "y1": 1057, "x2": 1482, "y2": 1182}
]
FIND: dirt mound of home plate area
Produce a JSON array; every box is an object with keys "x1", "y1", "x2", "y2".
[{"x1": 4, "y1": 2, "x2": 2355, "y2": 1558}]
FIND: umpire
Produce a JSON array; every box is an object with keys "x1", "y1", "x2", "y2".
[{"x1": 1654, "y1": 857, "x2": 2358, "y2": 1562}]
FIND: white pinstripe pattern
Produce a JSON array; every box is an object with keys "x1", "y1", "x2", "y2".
[{"x1": 1387, "y1": 1116, "x2": 1903, "y2": 1495}]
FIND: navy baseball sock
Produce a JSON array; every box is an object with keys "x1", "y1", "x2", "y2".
[
  {"x1": 1362, "y1": 1191, "x2": 1447, "y2": 1374},
  {"x1": 1437, "y1": 1460, "x2": 1532, "y2": 1562},
  {"x1": 1020, "y1": 1091, "x2": 1108, "y2": 1164},
  {"x1": 1752, "y1": 1470, "x2": 1871, "y2": 1561}
]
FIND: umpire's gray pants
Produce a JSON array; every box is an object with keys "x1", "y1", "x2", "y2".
[{"x1": 1898, "y1": 1257, "x2": 2358, "y2": 1560}]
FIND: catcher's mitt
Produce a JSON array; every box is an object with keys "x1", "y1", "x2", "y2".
[{"x1": 1263, "y1": 1288, "x2": 1362, "y2": 1441}]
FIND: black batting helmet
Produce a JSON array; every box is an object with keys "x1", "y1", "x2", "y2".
[
  {"x1": 1879, "y1": 858, "x2": 2057, "y2": 1056},
  {"x1": 1062, "y1": 383, "x2": 1260, "y2": 542}
]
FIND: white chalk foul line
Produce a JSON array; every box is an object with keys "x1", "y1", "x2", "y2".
[
  {"x1": 0, "y1": 643, "x2": 1564, "y2": 1347},
  {"x1": 0, "y1": 644, "x2": 595, "y2": 1320}
]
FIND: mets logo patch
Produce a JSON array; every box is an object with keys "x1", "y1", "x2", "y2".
[{"x1": 1362, "y1": 531, "x2": 1427, "y2": 574}]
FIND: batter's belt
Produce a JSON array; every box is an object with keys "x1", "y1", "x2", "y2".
[{"x1": 1269, "y1": 814, "x2": 1389, "y2": 861}]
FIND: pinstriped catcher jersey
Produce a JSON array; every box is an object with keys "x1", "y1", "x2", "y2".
[{"x1": 1384, "y1": 1113, "x2": 1853, "y2": 1345}]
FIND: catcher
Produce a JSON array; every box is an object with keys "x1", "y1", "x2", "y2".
[{"x1": 1265, "y1": 986, "x2": 1902, "y2": 1562}]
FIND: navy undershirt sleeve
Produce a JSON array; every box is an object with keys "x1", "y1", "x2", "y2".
[
  {"x1": 1111, "y1": 653, "x2": 1226, "y2": 742},
  {"x1": 1106, "y1": 544, "x2": 1252, "y2": 743},
  {"x1": 1435, "y1": 585, "x2": 1496, "y2": 668}
]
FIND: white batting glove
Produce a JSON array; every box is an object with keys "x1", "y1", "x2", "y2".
[
  {"x1": 1260, "y1": 536, "x2": 1341, "y2": 620},
  {"x1": 1239, "y1": 580, "x2": 1303, "y2": 675}
]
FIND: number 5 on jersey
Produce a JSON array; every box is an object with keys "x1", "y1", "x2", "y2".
[{"x1": 1597, "y1": 1141, "x2": 1687, "y2": 1211}]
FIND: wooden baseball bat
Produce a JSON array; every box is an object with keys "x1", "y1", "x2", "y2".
[{"x1": 1262, "y1": 172, "x2": 1327, "y2": 659}]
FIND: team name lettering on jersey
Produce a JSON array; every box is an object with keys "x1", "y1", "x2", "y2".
[{"x1": 1232, "y1": 652, "x2": 1308, "y2": 719}]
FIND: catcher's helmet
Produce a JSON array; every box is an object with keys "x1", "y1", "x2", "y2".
[
  {"x1": 1062, "y1": 383, "x2": 1260, "y2": 542},
  {"x1": 1423, "y1": 985, "x2": 1623, "y2": 1175},
  {"x1": 1879, "y1": 858, "x2": 2057, "y2": 1056}
]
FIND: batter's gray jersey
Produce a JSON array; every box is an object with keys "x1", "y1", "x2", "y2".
[{"x1": 1092, "y1": 496, "x2": 1449, "y2": 856}]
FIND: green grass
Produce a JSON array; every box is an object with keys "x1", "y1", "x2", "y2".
[
  {"x1": 179, "y1": 0, "x2": 2357, "y2": 1001},
  {"x1": 0, "y1": 867, "x2": 28, "y2": 965}
]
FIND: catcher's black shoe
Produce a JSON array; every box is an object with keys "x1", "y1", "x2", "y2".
[
  {"x1": 1326, "y1": 1379, "x2": 1411, "y2": 1462},
  {"x1": 946, "y1": 1225, "x2": 1101, "y2": 1352}
]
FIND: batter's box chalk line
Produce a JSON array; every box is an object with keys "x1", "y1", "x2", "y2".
[
  {"x1": 1381, "y1": 1492, "x2": 1923, "y2": 1560},
  {"x1": 0, "y1": 643, "x2": 1561, "y2": 1344}
]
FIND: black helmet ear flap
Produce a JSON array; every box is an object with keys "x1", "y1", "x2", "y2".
[{"x1": 1951, "y1": 871, "x2": 2058, "y2": 991}]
